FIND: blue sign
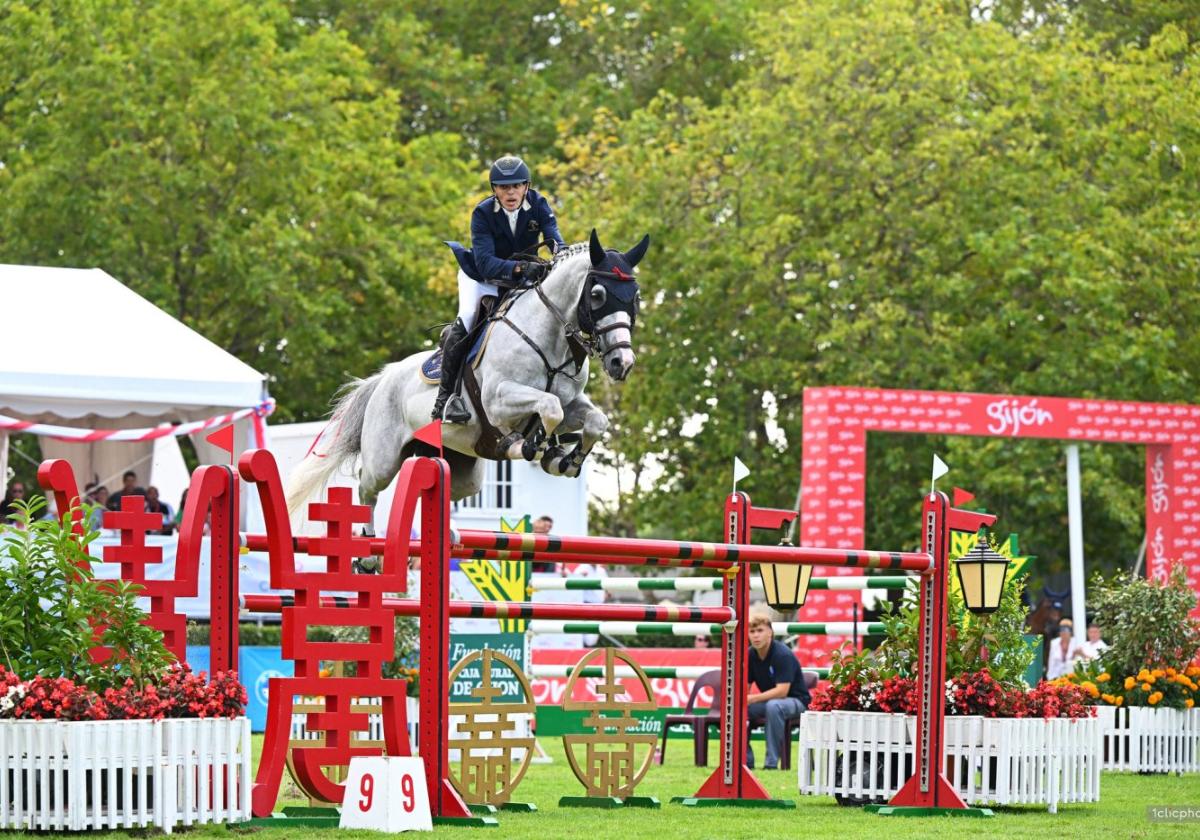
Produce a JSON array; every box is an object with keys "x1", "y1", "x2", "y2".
[{"x1": 185, "y1": 645, "x2": 292, "y2": 732}]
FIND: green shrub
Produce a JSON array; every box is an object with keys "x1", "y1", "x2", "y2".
[{"x1": 0, "y1": 496, "x2": 173, "y2": 689}]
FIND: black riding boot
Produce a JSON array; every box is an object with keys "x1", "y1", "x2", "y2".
[{"x1": 432, "y1": 318, "x2": 471, "y2": 423}]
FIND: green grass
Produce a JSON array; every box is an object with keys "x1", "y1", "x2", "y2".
[{"x1": 19, "y1": 735, "x2": 1200, "y2": 838}]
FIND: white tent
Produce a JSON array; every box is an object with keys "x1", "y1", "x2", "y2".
[{"x1": 0, "y1": 264, "x2": 270, "y2": 505}]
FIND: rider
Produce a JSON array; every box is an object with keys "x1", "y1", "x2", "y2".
[{"x1": 437, "y1": 155, "x2": 566, "y2": 423}]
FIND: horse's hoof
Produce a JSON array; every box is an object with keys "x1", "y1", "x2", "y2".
[
  {"x1": 541, "y1": 447, "x2": 566, "y2": 474},
  {"x1": 521, "y1": 438, "x2": 540, "y2": 461}
]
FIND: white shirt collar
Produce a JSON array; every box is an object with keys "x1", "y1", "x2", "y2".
[{"x1": 493, "y1": 197, "x2": 531, "y2": 213}]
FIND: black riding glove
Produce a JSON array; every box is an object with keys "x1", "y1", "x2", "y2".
[{"x1": 516, "y1": 261, "x2": 548, "y2": 284}]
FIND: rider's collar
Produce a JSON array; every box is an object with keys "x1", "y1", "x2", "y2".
[{"x1": 493, "y1": 198, "x2": 531, "y2": 213}]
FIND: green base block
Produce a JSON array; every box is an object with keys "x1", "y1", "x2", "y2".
[
  {"x1": 500, "y1": 801, "x2": 538, "y2": 812},
  {"x1": 865, "y1": 805, "x2": 995, "y2": 818},
  {"x1": 468, "y1": 803, "x2": 498, "y2": 815},
  {"x1": 620, "y1": 796, "x2": 661, "y2": 809},
  {"x1": 432, "y1": 815, "x2": 500, "y2": 827},
  {"x1": 559, "y1": 796, "x2": 626, "y2": 809},
  {"x1": 671, "y1": 796, "x2": 796, "y2": 809},
  {"x1": 242, "y1": 808, "x2": 342, "y2": 828}
]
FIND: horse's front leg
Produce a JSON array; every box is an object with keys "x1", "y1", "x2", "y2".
[
  {"x1": 488, "y1": 381, "x2": 565, "y2": 461},
  {"x1": 547, "y1": 393, "x2": 608, "y2": 477}
]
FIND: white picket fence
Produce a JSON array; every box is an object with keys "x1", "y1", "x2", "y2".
[
  {"x1": 1096, "y1": 706, "x2": 1200, "y2": 773},
  {"x1": 798, "y1": 710, "x2": 1102, "y2": 813},
  {"x1": 0, "y1": 717, "x2": 251, "y2": 833}
]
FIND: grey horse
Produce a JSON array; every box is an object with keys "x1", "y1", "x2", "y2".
[{"x1": 285, "y1": 229, "x2": 649, "y2": 526}]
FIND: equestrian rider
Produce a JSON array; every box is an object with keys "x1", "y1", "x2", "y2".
[{"x1": 437, "y1": 155, "x2": 566, "y2": 423}]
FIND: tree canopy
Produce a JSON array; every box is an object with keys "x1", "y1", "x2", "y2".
[{"x1": 2, "y1": 0, "x2": 1198, "y2": 582}]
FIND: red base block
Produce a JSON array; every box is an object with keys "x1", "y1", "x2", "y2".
[
  {"x1": 436, "y1": 778, "x2": 473, "y2": 819},
  {"x1": 888, "y1": 771, "x2": 968, "y2": 810},
  {"x1": 691, "y1": 764, "x2": 772, "y2": 801}
]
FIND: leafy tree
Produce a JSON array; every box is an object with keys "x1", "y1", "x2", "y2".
[
  {"x1": 0, "y1": 0, "x2": 474, "y2": 421},
  {"x1": 568, "y1": 0, "x2": 1200, "y2": 587}
]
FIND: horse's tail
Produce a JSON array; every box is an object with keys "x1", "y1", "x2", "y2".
[{"x1": 284, "y1": 374, "x2": 383, "y2": 515}]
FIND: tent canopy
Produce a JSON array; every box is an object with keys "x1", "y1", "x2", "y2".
[
  {"x1": 1, "y1": 264, "x2": 269, "y2": 497},
  {"x1": 0, "y1": 264, "x2": 265, "y2": 418}
]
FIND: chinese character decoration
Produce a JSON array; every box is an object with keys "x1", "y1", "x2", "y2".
[
  {"x1": 239, "y1": 449, "x2": 410, "y2": 816},
  {"x1": 562, "y1": 647, "x2": 658, "y2": 799},
  {"x1": 448, "y1": 648, "x2": 535, "y2": 806}
]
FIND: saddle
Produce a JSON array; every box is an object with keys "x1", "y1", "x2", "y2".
[{"x1": 418, "y1": 295, "x2": 511, "y2": 385}]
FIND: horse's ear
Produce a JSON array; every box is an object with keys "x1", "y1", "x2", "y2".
[
  {"x1": 589, "y1": 229, "x2": 605, "y2": 266},
  {"x1": 624, "y1": 234, "x2": 650, "y2": 267}
]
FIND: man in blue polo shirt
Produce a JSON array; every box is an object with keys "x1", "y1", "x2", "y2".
[{"x1": 746, "y1": 605, "x2": 810, "y2": 770}]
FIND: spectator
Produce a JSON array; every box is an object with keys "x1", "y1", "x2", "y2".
[
  {"x1": 107, "y1": 470, "x2": 145, "y2": 510},
  {"x1": 531, "y1": 515, "x2": 556, "y2": 573},
  {"x1": 144, "y1": 486, "x2": 174, "y2": 535},
  {"x1": 694, "y1": 634, "x2": 714, "y2": 649},
  {"x1": 84, "y1": 482, "x2": 109, "y2": 532},
  {"x1": 173, "y1": 489, "x2": 188, "y2": 531},
  {"x1": 1046, "y1": 619, "x2": 1082, "y2": 679},
  {"x1": 1, "y1": 480, "x2": 27, "y2": 524},
  {"x1": 1079, "y1": 622, "x2": 1108, "y2": 660},
  {"x1": 746, "y1": 606, "x2": 809, "y2": 770}
]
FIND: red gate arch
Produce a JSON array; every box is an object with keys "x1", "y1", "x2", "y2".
[{"x1": 798, "y1": 386, "x2": 1200, "y2": 665}]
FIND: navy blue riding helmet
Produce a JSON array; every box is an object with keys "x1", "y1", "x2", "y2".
[{"x1": 490, "y1": 155, "x2": 531, "y2": 186}]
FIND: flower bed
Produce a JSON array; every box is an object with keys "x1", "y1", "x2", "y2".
[
  {"x1": 798, "y1": 709, "x2": 1102, "y2": 812},
  {"x1": 0, "y1": 716, "x2": 251, "y2": 832}
]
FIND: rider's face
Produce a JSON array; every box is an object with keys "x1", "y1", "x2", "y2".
[{"x1": 493, "y1": 182, "x2": 529, "y2": 211}]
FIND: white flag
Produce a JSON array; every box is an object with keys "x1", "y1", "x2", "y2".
[
  {"x1": 733, "y1": 456, "x2": 750, "y2": 493},
  {"x1": 931, "y1": 453, "x2": 949, "y2": 495}
]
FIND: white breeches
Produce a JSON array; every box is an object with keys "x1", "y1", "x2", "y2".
[{"x1": 456, "y1": 269, "x2": 500, "y2": 331}]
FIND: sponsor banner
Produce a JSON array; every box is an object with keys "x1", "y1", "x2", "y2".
[
  {"x1": 185, "y1": 645, "x2": 292, "y2": 732},
  {"x1": 530, "y1": 648, "x2": 720, "y2": 709}
]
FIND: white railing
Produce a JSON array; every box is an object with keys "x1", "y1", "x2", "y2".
[
  {"x1": 290, "y1": 697, "x2": 419, "y2": 753},
  {"x1": 798, "y1": 710, "x2": 1102, "y2": 813},
  {"x1": 1097, "y1": 706, "x2": 1200, "y2": 773},
  {"x1": 0, "y1": 717, "x2": 251, "y2": 833}
]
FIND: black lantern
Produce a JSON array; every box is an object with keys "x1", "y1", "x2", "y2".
[
  {"x1": 757, "y1": 539, "x2": 812, "y2": 613},
  {"x1": 955, "y1": 529, "x2": 1009, "y2": 614}
]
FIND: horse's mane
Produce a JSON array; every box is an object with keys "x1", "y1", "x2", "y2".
[{"x1": 551, "y1": 242, "x2": 591, "y2": 267}]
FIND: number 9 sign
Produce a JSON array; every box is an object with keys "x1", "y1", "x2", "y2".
[{"x1": 340, "y1": 757, "x2": 432, "y2": 832}]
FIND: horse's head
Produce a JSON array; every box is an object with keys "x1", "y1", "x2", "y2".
[{"x1": 581, "y1": 228, "x2": 649, "y2": 381}]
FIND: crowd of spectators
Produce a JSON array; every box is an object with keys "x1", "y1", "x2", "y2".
[{"x1": 3, "y1": 469, "x2": 176, "y2": 536}]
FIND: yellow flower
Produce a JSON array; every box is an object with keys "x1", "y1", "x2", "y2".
[
  {"x1": 1142, "y1": 683, "x2": 1153, "y2": 692},
  {"x1": 1137, "y1": 669, "x2": 1151, "y2": 682},
  {"x1": 1187, "y1": 665, "x2": 1200, "y2": 678},
  {"x1": 1187, "y1": 699, "x2": 1195, "y2": 709},
  {"x1": 1097, "y1": 673, "x2": 1110, "y2": 683},
  {"x1": 1115, "y1": 696, "x2": 1124, "y2": 706},
  {"x1": 1081, "y1": 681, "x2": 1099, "y2": 698},
  {"x1": 1152, "y1": 669, "x2": 1165, "y2": 679},
  {"x1": 1125, "y1": 676, "x2": 1136, "y2": 690},
  {"x1": 1148, "y1": 692, "x2": 1162, "y2": 705},
  {"x1": 1167, "y1": 667, "x2": 1177, "y2": 677}
]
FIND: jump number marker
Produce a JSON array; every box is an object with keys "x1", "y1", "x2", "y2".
[{"x1": 340, "y1": 757, "x2": 432, "y2": 832}]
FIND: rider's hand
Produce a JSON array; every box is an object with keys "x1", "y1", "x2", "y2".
[{"x1": 517, "y1": 261, "x2": 547, "y2": 284}]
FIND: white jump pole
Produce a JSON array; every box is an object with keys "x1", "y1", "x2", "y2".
[{"x1": 1066, "y1": 444, "x2": 1087, "y2": 637}]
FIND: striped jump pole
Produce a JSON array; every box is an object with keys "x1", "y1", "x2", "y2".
[
  {"x1": 530, "y1": 664, "x2": 831, "y2": 680},
  {"x1": 526, "y1": 621, "x2": 885, "y2": 637},
  {"x1": 241, "y1": 594, "x2": 734, "y2": 625},
  {"x1": 529, "y1": 575, "x2": 913, "y2": 593}
]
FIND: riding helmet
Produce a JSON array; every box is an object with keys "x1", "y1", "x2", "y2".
[{"x1": 490, "y1": 155, "x2": 531, "y2": 186}]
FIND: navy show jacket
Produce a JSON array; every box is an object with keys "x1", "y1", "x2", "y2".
[{"x1": 447, "y1": 188, "x2": 565, "y2": 285}]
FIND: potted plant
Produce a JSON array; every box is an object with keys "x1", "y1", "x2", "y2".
[{"x1": 0, "y1": 497, "x2": 252, "y2": 832}]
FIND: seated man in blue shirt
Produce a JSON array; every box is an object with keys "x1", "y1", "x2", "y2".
[{"x1": 746, "y1": 605, "x2": 810, "y2": 770}]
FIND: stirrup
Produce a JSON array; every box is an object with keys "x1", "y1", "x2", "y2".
[{"x1": 442, "y1": 394, "x2": 470, "y2": 424}]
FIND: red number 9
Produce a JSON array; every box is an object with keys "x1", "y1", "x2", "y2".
[
  {"x1": 401, "y1": 774, "x2": 415, "y2": 812},
  {"x1": 359, "y1": 773, "x2": 374, "y2": 812}
]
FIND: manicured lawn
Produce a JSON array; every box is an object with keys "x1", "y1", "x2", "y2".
[{"x1": 19, "y1": 734, "x2": 1200, "y2": 838}]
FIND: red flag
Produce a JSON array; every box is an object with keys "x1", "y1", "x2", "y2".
[
  {"x1": 953, "y1": 487, "x2": 976, "y2": 507},
  {"x1": 205, "y1": 424, "x2": 235, "y2": 463},
  {"x1": 413, "y1": 420, "x2": 443, "y2": 455}
]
